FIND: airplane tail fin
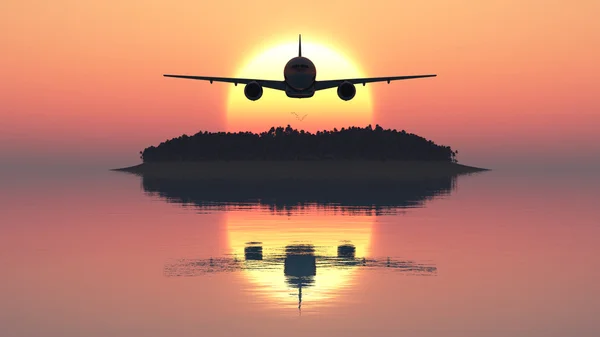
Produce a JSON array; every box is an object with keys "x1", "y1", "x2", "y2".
[{"x1": 298, "y1": 34, "x2": 302, "y2": 57}]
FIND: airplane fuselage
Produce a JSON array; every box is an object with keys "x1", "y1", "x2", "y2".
[{"x1": 284, "y1": 56, "x2": 316, "y2": 98}]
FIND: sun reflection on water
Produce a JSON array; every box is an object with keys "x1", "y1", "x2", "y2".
[{"x1": 226, "y1": 208, "x2": 372, "y2": 309}]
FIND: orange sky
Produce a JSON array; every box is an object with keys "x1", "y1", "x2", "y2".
[{"x1": 1, "y1": 1, "x2": 599, "y2": 168}]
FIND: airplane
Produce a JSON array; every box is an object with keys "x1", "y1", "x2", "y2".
[{"x1": 163, "y1": 35, "x2": 436, "y2": 101}]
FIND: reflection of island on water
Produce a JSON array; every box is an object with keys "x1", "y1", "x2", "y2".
[
  {"x1": 141, "y1": 174, "x2": 462, "y2": 214},
  {"x1": 164, "y1": 242, "x2": 436, "y2": 309}
]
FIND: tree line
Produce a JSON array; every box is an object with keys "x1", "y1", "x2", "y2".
[{"x1": 140, "y1": 125, "x2": 458, "y2": 162}]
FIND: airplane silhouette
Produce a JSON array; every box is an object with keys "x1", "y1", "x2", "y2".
[{"x1": 164, "y1": 35, "x2": 436, "y2": 101}]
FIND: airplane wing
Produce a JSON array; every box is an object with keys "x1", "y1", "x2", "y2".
[
  {"x1": 314, "y1": 74, "x2": 436, "y2": 91},
  {"x1": 163, "y1": 74, "x2": 286, "y2": 91}
]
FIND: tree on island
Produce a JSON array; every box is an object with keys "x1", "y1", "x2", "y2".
[{"x1": 140, "y1": 125, "x2": 458, "y2": 163}]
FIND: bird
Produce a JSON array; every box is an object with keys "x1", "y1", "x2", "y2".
[{"x1": 291, "y1": 112, "x2": 308, "y2": 121}]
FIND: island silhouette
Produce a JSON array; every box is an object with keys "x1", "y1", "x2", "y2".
[
  {"x1": 115, "y1": 125, "x2": 487, "y2": 185},
  {"x1": 139, "y1": 124, "x2": 457, "y2": 162}
]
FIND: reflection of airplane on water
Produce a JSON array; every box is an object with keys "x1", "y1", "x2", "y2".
[
  {"x1": 164, "y1": 241, "x2": 436, "y2": 310},
  {"x1": 164, "y1": 35, "x2": 436, "y2": 101}
]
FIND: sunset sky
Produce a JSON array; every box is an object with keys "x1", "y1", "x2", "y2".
[{"x1": 2, "y1": 0, "x2": 599, "y2": 169}]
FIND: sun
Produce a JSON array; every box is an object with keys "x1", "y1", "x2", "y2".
[
  {"x1": 226, "y1": 207, "x2": 373, "y2": 309},
  {"x1": 227, "y1": 40, "x2": 373, "y2": 133}
]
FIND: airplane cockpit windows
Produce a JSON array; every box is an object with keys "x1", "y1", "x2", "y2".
[{"x1": 292, "y1": 64, "x2": 309, "y2": 69}]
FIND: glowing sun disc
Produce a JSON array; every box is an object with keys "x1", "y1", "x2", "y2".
[{"x1": 227, "y1": 41, "x2": 373, "y2": 133}]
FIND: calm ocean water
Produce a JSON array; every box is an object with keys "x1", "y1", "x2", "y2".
[{"x1": 1, "y1": 166, "x2": 598, "y2": 337}]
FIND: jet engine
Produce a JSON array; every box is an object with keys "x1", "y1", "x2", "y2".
[
  {"x1": 244, "y1": 81, "x2": 263, "y2": 101},
  {"x1": 337, "y1": 81, "x2": 356, "y2": 101}
]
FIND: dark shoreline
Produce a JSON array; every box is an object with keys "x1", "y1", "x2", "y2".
[{"x1": 113, "y1": 160, "x2": 488, "y2": 181}]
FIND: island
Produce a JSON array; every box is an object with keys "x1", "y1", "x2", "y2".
[{"x1": 115, "y1": 125, "x2": 487, "y2": 181}]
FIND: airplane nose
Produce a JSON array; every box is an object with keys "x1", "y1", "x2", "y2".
[{"x1": 292, "y1": 75, "x2": 315, "y2": 90}]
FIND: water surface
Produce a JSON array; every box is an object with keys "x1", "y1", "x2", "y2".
[{"x1": 1, "y1": 167, "x2": 598, "y2": 337}]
